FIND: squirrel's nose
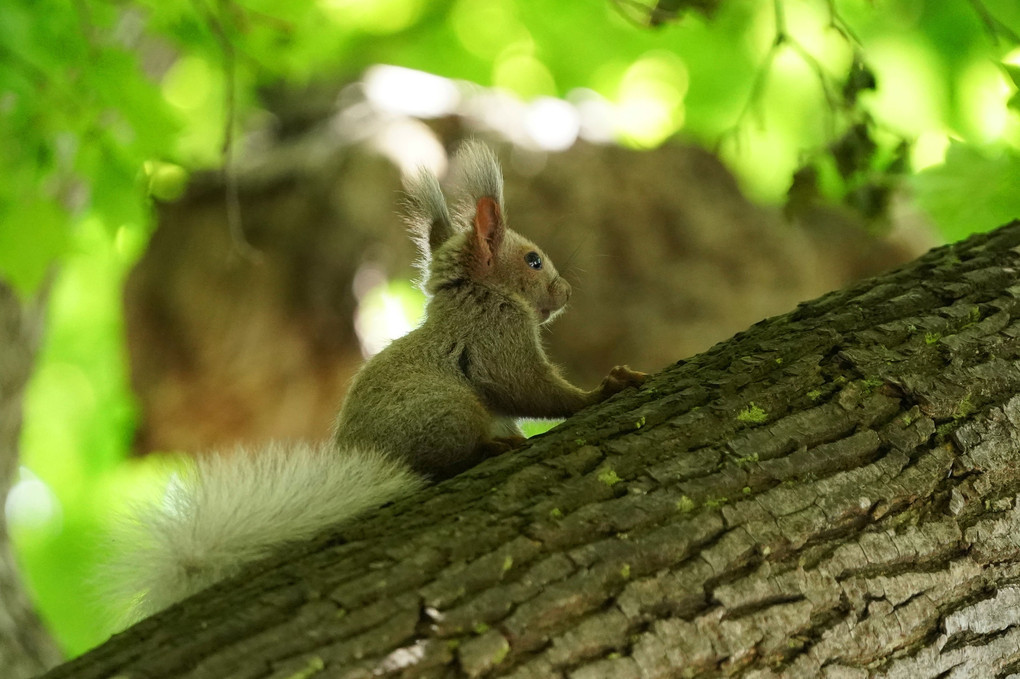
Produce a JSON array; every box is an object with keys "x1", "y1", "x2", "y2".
[{"x1": 556, "y1": 277, "x2": 572, "y2": 301}]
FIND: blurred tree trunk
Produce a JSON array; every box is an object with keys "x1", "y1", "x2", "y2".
[
  {"x1": 0, "y1": 280, "x2": 62, "y2": 677},
  {"x1": 42, "y1": 221, "x2": 1020, "y2": 677},
  {"x1": 124, "y1": 138, "x2": 928, "y2": 457}
]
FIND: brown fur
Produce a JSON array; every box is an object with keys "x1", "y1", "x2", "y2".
[{"x1": 334, "y1": 141, "x2": 645, "y2": 480}]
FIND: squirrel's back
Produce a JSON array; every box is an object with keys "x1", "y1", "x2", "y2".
[{"x1": 333, "y1": 322, "x2": 506, "y2": 478}]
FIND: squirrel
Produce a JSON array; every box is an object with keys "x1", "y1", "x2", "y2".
[{"x1": 111, "y1": 141, "x2": 646, "y2": 621}]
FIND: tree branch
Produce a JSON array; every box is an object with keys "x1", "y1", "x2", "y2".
[
  {"x1": 0, "y1": 279, "x2": 63, "y2": 678},
  {"x1": 192, "y1": 0, "x2": 262, "y2": 263},
  {"x1": 967, "y1": 0, "x2": 1020, "y2": 46},
  {"x1": 44, "y1": 220, "x2": 1020, "y2": 677}
]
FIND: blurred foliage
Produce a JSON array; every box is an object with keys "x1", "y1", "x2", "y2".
[
  {"x1": 1, "y1": 0, "x2": 1018, "y2": 657},
  {"x1": 913, "y1": 142, "x2": 1020, "y2": 242}
]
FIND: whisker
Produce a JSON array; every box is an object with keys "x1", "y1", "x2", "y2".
[
  {"x1": 564, "y1": 239, "x2": 585, "y2": 269},
  {"x1": 567, "y1": 263, "x2": 588, "y2": 277}
]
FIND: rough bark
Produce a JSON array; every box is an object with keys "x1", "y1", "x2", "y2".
[
  {"x1": 44, "y1": 220, "x2": 1020, "y2": 678},
  {"x1": 0, "y1": 280, "x2": 63, "y2": 677}
]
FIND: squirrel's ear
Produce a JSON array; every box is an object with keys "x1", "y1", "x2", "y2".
[
  {"x1": 471, "y1": 196, "x2": 504, "y2": 273},
  {"x1": 404, "y1": 168, "x2": 454, "y2": 255},
  {"x1": 454, "y1": 141, "x2": 507, "y2": 275}
]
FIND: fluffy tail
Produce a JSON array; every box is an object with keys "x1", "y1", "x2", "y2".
[{"x1": 108, "y1": 442, "x2": 422, "y2": 621}]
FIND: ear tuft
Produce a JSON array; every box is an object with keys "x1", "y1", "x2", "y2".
[
  {"x1": 403, "y1": 167, "x2": 455, "y2": 256},
  {"x1": 449, "y1": 141, "x2": 508, "y2": 278},
  {"x1": 453, "y1": 140, "x2": 505, "y2": 217}
]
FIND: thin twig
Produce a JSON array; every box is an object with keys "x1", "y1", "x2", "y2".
[
  {"x1": 718, "y1": 0, "x2": 848, "y2": 151},
  {"x1": 0, "y1": 43, "x2": 89, "y2": 110},
  {"x1": 71, "y1": 0, "x2": 100, "y2": 55},
  {"x1": 967, "y1": 0, "x2": 1020, "y2": 45},
  {"x1": 786, "y1": 40, "x2": 838, "y2": 136},
  {"x1": 609, "y1": 0, "x2": 659, "y2": 29},
  {"x1": 195, "y1": 0, "x2": 261, "y2": 263},
  {"x1": 824, "y1": 0, "x2": 862, "y2": 46},
  {"x1": 716, "y1": 0, "x2": 785, "y2": 152}
]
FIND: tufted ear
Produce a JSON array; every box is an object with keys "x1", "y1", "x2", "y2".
[
  {"x1": 470, "y1": 196, "x2": 504, "y2": 274},
  {"x1": 403, "y1": 168, "x2": 454, "y2": 256}
]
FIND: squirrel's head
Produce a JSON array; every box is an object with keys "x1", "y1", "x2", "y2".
[
  {"x1": 407, "y1": 142, "x2": 571, "y2": 325},
  {"x1": 464, "y1": 195, "x2": 570, "y2": 324}
]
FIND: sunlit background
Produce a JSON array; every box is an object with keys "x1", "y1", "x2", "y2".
[{"x1": 2, "y1": 0, "x2": 1019, "y2": 655}]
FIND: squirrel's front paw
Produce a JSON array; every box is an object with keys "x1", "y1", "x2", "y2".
[
  {"x1": 599, "y1": 365, "x2": 648, "y2": 400},
  {"x1": 476, "y1": 435, "x2": 527, "y2": 460}
]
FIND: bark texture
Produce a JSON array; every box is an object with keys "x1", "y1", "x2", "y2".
[
  {"x1": 0, "y1": 281, "x2": 63, "y2": 677},
  {"x1": 46, "y1": 220, "x2": 1020, "y2": 678}
]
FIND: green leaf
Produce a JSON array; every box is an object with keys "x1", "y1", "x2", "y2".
[
  {"x1": 0, "y1": 199, "x2": 69, "y2": 294},
  {"x1": 1002, "y1": 63, "x2": 1020, "y2": 90},
  {"x1": 913, "y1": 143, "x2": 1020, "y2": 242}
]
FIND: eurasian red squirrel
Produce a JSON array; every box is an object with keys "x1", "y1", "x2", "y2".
[{"x1": 113, "y1": 141, "x2": 646, "y2": 619}]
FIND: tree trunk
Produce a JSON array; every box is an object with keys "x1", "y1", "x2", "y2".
[
  {"x1": 44, "y1": 220, "x2": 1020, "y2": 678},
  {"x1": 0, "y1": 280, "x2": 62, "y2": 677}
]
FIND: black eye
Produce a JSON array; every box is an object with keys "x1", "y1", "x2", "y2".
[{"x1": 525, "y1": 251, "x2": 543, "y2": 270}]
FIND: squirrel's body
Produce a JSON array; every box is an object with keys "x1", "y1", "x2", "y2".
[
  {"x1": 112, "y1": 142, "x2": 645, "y2": 621},
  {"x1": 336, "y1": 262, "x2": 593, "y2": 478},
  {"x1": 336, "y1": 305, "x2": 526, "y2": 479}
]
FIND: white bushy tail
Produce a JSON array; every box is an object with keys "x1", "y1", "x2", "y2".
[{"x1": 109, "y1": 442, "x2": 422, "y2": 621}]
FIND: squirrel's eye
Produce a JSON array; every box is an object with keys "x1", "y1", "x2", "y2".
[{"x1": 525, "y1": 251, "x2": 543, "y2": 270}]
